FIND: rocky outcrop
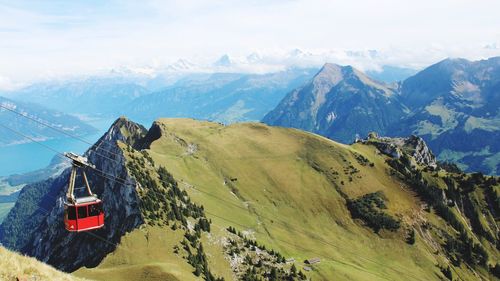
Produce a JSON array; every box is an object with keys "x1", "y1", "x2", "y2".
[
  {"x1": 404, "y1": 135, "x2": 437, "y2": 168},
  {"x1": 0, "y1": 117, "x2": 147, "y2": 272},
  {"x1": 363, "y1": 134, "x2": 437, "y2": 168},
  {"x1": 136, "y1": 120, "x2": 162, "y2": 149}
]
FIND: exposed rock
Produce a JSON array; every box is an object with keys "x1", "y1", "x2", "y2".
[
  {"x1": 404, "y1": 135, "x2": 437, "y2": 168},
  {"x1": 95, "y1": 116, "x2": 147, "y2": 149},
  {"x1": 136, "y1": 120, "x2": 162, "y2": 149},
  {"x1": 364, "y1": 134, "x2": 437, "y2": 168}
]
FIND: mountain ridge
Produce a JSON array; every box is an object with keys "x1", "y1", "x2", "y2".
[
  {"x1": 1, "y1": 117, "x2": 498, "y2": 280},
  {"x1": 125, "y1": 68, "x2": 318, "y2": 124}
]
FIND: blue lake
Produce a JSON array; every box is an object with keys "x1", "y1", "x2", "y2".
[{"x1": 0, "y1": 118, "x2": 117, "y2": 177}]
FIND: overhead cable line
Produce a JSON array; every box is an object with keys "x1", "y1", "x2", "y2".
[
  {"x1": 0, "y1": 104, "x2": 125, "y2": 164},
  {"x1": 0, "y1": 122, "x2": 133, "y2": 188}
]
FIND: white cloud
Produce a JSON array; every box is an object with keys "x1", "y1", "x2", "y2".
[
  {"x1": 0, "y1": 0, "x2": 499, "y2": 84},
  {"x1": 0, "y1": 75, "x2": 22, "y2": 91}
]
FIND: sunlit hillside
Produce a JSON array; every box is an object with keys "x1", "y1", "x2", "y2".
[{"x1": 72, "y1": 118, "x2": 499, "y2": 281}]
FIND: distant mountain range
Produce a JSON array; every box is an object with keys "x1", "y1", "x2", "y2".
[
  {"x1": 105, "y1": 49, "x2": 421, "y2": 78},
  {"x1": 126, "y1": 68, "x2": 318, "y2": 124},
  {"x1": 5, "y1": 68, "x2": 319, "y2": 125},
  {"x1": 9, "y1": 78, "x2": 150, "y2": 117},
  {"x1": 3, "y1": 57, "x2": 497, "y2": 174},
  {"x1": 0, "y1": 96, "x2": 96, "y2": 146},
  {"x1": 394, "y1": 57, "x2": 500, "y2": 174},
  {"x1": 5, "y1": 63, "x2": 414, "y2": 126},
  {"x1": 263, "y1": 57, "x2": 500, "y2": 175}
]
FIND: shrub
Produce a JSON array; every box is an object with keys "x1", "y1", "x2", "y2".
[
  {"x1": 441, "y1": 265, "x2": 453, "y2": 280},
  {"x1": 347, "y1": 191, "x2": 400, "y2": 233},
  {"x1": 406, "y1": 228, "x2": 416, "y2": 245}
]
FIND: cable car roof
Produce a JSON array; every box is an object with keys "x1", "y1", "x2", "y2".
[{"x1": 74, "y1": 196, "x2": 101, "y2": 205}]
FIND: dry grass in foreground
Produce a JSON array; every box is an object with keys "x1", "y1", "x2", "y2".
[{"x1": 0, "y1": 246, "x2": 88, "y2": 281}]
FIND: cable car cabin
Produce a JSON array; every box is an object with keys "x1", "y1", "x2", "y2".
[
  {"x1": 64, "y1": 196, "x2": 104, "y2": 232},
  {"x1": 63, "y1": 152, "x2": 105, "y2": 232}
]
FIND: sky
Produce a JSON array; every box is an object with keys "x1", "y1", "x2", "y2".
[{"x1": 0, "y1": 0, "x2": 499, "y2": 89}]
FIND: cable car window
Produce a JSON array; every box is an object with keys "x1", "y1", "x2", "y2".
[
  {"x1": 67, "y1": 206, "x2": 77, "y2": 220},
  {"x1": 77, "y1": 206, "x2": 88, "y2": 219},
  {"x1": 88, "y1": 203, "x2": 102, "y2": 217}
]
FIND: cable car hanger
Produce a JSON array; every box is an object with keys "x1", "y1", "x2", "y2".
[
  {"x1": 65, "y1": 152, "x2": 96, "y2": 204},
  {"x1": 63, "y1": 152, "x2": 105, "y2": 232}
]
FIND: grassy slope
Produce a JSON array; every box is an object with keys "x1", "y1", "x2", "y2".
[
  {"x1": 0, "y1": 246, "x2": 87, "y2": 281},
  {"x1": 77, "y1": 118, "x2": 492, "y2": 280},
  {"x1": 147, "y1": 119, "x2": 441, "y2": 281},
  {"x1": 75, "y1": 226, "x2": 198, "y2": 281}
]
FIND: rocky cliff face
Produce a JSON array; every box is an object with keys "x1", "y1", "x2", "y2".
[
  {"x1": 404, "y1": 135, "x2": 437, "y2": 167},
  {"x1": 360, "y1": 134, "x2": 437, "y2": 168},
  {"x1": 0, "y1": 117, "x2": 147, "y2": 272}
]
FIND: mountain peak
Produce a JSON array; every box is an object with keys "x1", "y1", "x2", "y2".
[
  {"x1": 433, "y1": 57, "x2": 471, "y2": 71},
  {"x1": 317, "y1": 63, "x2": 366, "y2": 80},
  {"x1": 214, "y1": 54, "x2": 233, "y2": 67},
  {"x1": 165, "y1": 59, "x2": 197, "y2": 72},
  {"x1": 312, "y1": 63, "x2": 344, "y2": 86},
  {"x1": 440, "y1": 57, "x2": 470, "y2": 64},
  {"x1": 96, "y1": 116, "x2": 147, "y2": 149},
  {"x1": 320, "y1": 62, "x2": 342, "y2": 71},
  {"x1": 246, "y1": 52, "x2": 263, "y2": 63},
  {"x1": 263, "y1": 62, "x2": 402, "y2": 143},
  {"x1": 314, "y1": 63, "x2": 387, "y2": 93}
]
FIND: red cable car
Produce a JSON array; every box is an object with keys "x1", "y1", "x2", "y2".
[{"x1": 63, "y1": 152, "x2": 105, "y2": 232}]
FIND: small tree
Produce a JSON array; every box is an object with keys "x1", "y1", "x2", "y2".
[
  {"x1": 490, "y1": 263, "x2": 500, "y2": 278},
  {"x1": 194, "y1": 265, "x2": 202, "y2": 276},
  {"x1": 406, "y1": 228, "x2": 416, "y2": 245},
  {"x1": 269, "y1": 268, "x2": 278, "y2": 281},
  {"x1": 441, "y1": 266, "x2": 453, "y2": 280},
  {"x1": 291, "y1": 264, "x2": 297, "y2": 277}
]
